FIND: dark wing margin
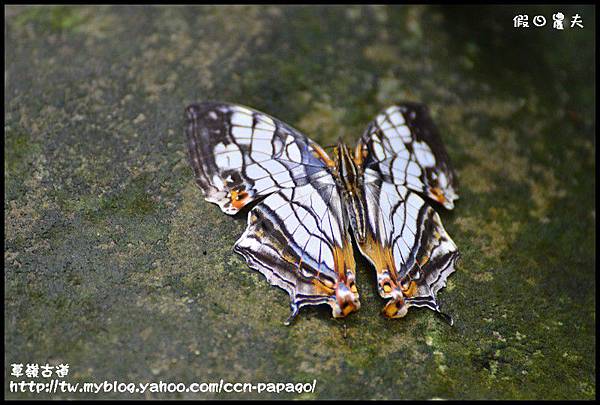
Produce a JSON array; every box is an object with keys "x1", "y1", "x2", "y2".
[{"x1": 358, "y1": 102, "x2": 459, "y2": 209}]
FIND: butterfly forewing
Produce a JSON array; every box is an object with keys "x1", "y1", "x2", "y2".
[
  {"x1": 186, "y1": 102, "x2": 359, "y2": 323},
  {"x1": 359, "y1": 103, "x2": 458, "y2": 209},
  {"x1": 186, "y1": 102, "x2": 329, "y2": 215}
]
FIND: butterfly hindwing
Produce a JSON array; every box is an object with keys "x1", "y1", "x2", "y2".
[
  {"x1": 234, "y1": 182, "x2": 359, "y2": 323},
  {"x1": 359, "y1": 175, "x2": 459, "y2": 321}
]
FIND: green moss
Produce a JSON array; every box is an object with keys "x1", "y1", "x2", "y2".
[
  {"x1": 4, "y1": 130, "x2": 41, "y2": 202},
  {"x1": 13, "y1": 6, "x2": 88, "y2": 32},
  {"x1": 5, "y1": 132, "x2": 30, "y2": 172},
  {"x1": 83, "y1": 174, "x2": 157, "y2": 222}
]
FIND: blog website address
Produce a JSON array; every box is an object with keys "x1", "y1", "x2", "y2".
[{"x1": 8, "y1": 379, "x2": 317, "y2": 395}]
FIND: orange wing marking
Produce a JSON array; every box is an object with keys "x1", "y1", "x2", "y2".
[
  {"x1": 311, "y1": 143, "x2": 336, "y2": 168},
  {"x1": 430, "y1": 187, "x2": 447, "y2": 205},
  {"x1": 230, "y1": 189, "x2": 251, "y2": 210},
  {"x1": 330, "y1": 244, "x2": 360, "y2": 318}
]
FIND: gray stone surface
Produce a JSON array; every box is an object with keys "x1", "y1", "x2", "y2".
[{"x1": 5, "y1": 5, "x2": 595, "y2": 399}]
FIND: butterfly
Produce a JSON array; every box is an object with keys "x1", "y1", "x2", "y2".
[{"x1": 186, "y1": 101, "x2": 460, "y2": 325}]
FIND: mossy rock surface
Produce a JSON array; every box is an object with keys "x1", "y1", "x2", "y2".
[{"x1": 5, "y1": 5, "x2": 595, "y2": 399}]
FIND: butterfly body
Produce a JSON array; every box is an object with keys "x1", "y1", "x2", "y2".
[
  {"x1": 332, "y1": 142, "x2": 368, "y2": 245},
  {"x1": 186, "y1": 101, "x2": 460, "y2": 325}
]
